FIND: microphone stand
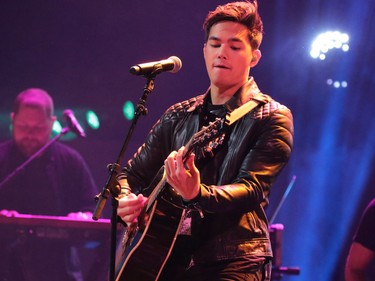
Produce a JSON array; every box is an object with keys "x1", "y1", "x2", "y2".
[
  {"x1": 92, "y1": 73, "x2": 157, "y2": 281},
  {"x1": 0, "y1": 127, "x2": 70, "y2": 191},
  {"x1": 268, "y1": 175, "x2": 301, "y2": 280},
  {"x1": 269, "y1": 175, "x2": 296, "y2": 225}
]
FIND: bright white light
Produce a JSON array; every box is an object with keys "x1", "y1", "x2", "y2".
[
  {"x1": 340, "y1": 33, "x2": 349, "y2": 43},
  {"x1": 310, "y1": 49, "x2": 320, "y2": 58},
  {"x1": 333, "y1": 40, "x2": 342, "y2": 49},
  {"x1": 326, "y1": 78, "x2": 348, "y2": 89},
  {"x1": 321, "y1": 45, "x2": 329, "y2": 53},
  {"x1": 310, "y1": 31, "x2": 350, "y2": 59}
]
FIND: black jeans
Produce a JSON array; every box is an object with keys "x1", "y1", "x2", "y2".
[{"x1": 159, "y1": 236, "x2": 272, "y2": 281}]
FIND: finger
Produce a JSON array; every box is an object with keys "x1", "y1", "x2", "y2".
[
  {"x1": 122, "y1": 211, "x2": 139, "y2": 226},
  {"x1": 137, "y1": 194, "x2": 148, "y2": 205},
  {"x1": 118, "y1": 195, "x2": 143, "y2": 218},
  {"x1": 118, "y1": 204, "x2": 141, "y2": 220},
  {"x1": 165, "y1": 152, "x2": 177, "y2": 168},
  {"x1": 117, "y1": 207, "x2": 132, "y2": 218},
  {"x1": 165, "y1": 152, "x2": 178, "y2": 181},
  {"x1": 118, "y1": 193, "x2": 138, "y2": 208},
  {"x1": 166, "y1": 151, "x2": 177, "y2": 162},
  {"x1": 175, "y1": 147, "x2": 185, "y2": 172},
  {"x1": 177, "y1": 146, "x2": 185, "y2": 157},
  {"x1": 164, "y1": 162, "x2": 173, "y2": 181},
  {"x1": 185, "y1": 153, "x2": 196, "y2": 172}
]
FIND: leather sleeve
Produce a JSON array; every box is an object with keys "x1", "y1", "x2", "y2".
[
  {"x1": 119, "y1": 115, "x2": 174, "y2": 195},
  {"x1": 118, "y1": 98, "x2": 199, "y2": 196}
]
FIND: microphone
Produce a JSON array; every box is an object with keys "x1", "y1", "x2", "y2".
[
  {"x1": 63, "y1": 109, "x2": 86, "y2": 137},
  {"x1": 129, "y1": 56, "x2": 182, "y2": 76}
]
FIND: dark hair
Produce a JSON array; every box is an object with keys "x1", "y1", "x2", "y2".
[
  {"x1": 203, "y1": 1, "x2": 263, "y2": 50},
  {"x1": 13, "y1": 88, "x2": 54, "y2": 118}
]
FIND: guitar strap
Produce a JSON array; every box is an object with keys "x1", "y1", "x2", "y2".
[
  {"x1": 225, "y1": 92, "x2": 265, "y2": 126},
  {"x1": 196, "y1": 93, "x2": 265, "y2": 160}
]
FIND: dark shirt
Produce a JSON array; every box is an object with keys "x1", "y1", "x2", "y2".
[
  {"x1": 0, "y1": 140, "x2": 97, "y2": 215},
  {"x1": 0, "y1": 140, "x2": 99, "y2": 281}
]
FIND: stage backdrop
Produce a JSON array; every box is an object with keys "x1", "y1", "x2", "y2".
[{"x1": 1, "y1": 1, "x2": 374, "y2": 280}]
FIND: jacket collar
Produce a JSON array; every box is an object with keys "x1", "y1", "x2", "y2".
[
  {"x1": 201, "y1": 77, "x2": 261, "y2": 114},
  {"x1": 188, "y1": 77, "x2": 265, "y2": 114},
  {"x1": 223, "y1": 77, "x2": 261, "y2": 113}
]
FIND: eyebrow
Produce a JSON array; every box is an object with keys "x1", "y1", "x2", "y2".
[
  {"x1": 208, "y1": 36, "x2": 244, "y2": 43},
  {"x1": 14, "y1": 122, "x2": 48, "y2": 127}
]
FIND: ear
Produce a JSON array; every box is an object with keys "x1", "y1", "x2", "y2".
[
  {"x1": 250, "y1": 49, "x2": 262, "y2": 67},
  {"x1": 10, "y1": 112, "x2": 14, "y2": 122},
  {"x1": 203, "y1": 43, "x2": 207, "y2": 59}
]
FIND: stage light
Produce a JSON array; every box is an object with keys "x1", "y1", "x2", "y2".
[
  {"x1": 342, "y1": 44, "x2": 349, "y2": 52},
  {"x1": 86, "y1": 110, "x2": 100, "y2": 130},
  {"x1": 310, "y1": 31, "x2": 350, "y2": 60},
  {"x1": 52, "y1": 120, "x2": 63, "y2": 135},
  {"x1": 123, "y1": 101, "x2": 135, "y2": 121},
  {"x1": 326, "y1": 79, "x2": 348, "y2": 88}
]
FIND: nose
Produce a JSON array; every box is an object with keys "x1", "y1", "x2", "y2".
[
  {"x1": 217, "y1": 46, "x2": 227, "y2": 59},
  {"x1": 19, "y1": 125, "x2": 45, "y2": 136}
]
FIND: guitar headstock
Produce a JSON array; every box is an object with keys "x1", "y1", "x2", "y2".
[{"x1": 183, "y1": 118, "x2": 225, "y2": 160}]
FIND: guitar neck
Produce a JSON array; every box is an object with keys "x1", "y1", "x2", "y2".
[{"x1": 144, "y1": 117, "x2": 227, "y2": 212}]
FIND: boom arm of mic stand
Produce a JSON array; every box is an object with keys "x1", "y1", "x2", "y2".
[{"x1": 92, "y1": 74, "x2": 156, "y2": 281}]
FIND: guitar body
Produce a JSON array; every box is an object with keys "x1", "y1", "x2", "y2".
[{"x1": 115, "y1": 198, "x2": 185, "y2": 281}]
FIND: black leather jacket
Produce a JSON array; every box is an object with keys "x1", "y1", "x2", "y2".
[{"x1": 121, "y1": 78, "x2": 294, "y2": 264}]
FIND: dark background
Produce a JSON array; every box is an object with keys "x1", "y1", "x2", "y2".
[{"x1": 1, "y1": 1, "x2": 374, "y2": 280}]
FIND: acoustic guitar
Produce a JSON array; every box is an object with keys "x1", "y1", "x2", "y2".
[{"x1": 115, "y1": 118, "x2": 226, "y2": 281}]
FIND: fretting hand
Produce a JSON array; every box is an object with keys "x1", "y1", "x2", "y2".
[{"x1": 164, "y1": 146, "x2": 201, "y2": 201}]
